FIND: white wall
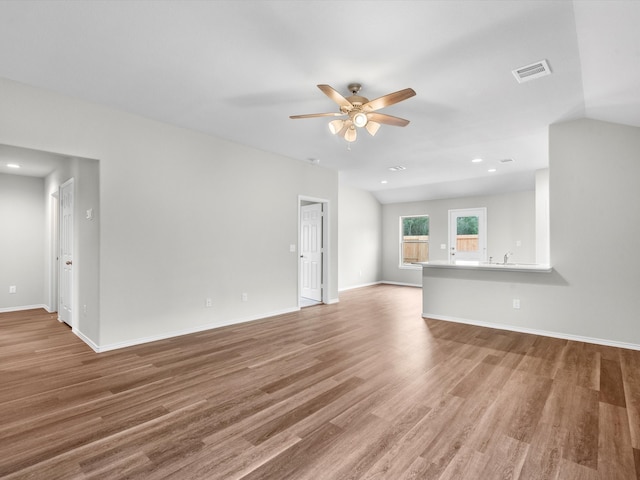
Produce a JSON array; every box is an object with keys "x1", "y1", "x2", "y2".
[
  {"x1": 535, "y1": 168, "x2": 550, "y2": 264},
  {"x1": 0, "y1": 173, "x2": 45, "y2": 310},
  {"x1": 423, "y1": 118, "x2": 640, "y2": 348},
  {"x1": 71, "y1": 157, "x2": 100, "y2": 341},
  {"x1": 338, "y1": 186, "x2": 382, "y2": 290},
  {"x1": 382, "y1": 190, "x2": 536, "y2": 286},
  {"x1": 0, "y1": 77, "x2": 338, "y2": 350}
]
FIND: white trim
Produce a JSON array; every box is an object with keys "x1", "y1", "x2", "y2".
[
  {"x1": 325, "y1": 297, "x2": 339, "y2": 305},
  {"x1": 0, "y1": 304, "x2": 49, "y2": 313},
  {"x1": 382, "y1": 281, "x2": 422, "y2": 288},
  {"x1": 73, "y1": 328, "x2": 100, "y2": 353},
  {"x1": 95, "y1": 306, "x2": 300, "y2": 353},
  {"x1": 339, "y1": 281, "x2": 383, "y2": 292},
  {"x1": 423, "y1": 313, "x2": 640, "y2": 352},
  {"x1": 298, "y1": 195, "x2": 331, "y2": 307}
]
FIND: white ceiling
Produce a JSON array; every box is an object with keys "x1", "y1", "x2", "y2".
[{"x1": 0, "y1": 1, "x2": 638, "y2": 203}]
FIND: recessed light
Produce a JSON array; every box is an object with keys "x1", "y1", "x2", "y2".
[
  {"x1": 381, "y1": 180, "x2": 388, "y2": 184},
  {"x1": 388, "y1": 166, "x2": 406, "y2": 172},
  {"x1": 7, "y1": 163, "x2": 20, "y2": 169},
  {"x1": 488, "y1": 168, "x2": 497, "y2": 173},
  {"x1": 472, "y1": 158, "x2": 483, "y2": 163}
]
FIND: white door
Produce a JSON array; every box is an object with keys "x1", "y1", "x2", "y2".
[
  {"x1": 300, "y1": 203, "x2": 323, "y2": 302},
  {"x1": 449, "y1": 207, "x2": 487, "y2": 262},
  {"x1": 59, "y1": 179, "x2": 74, "y2": 326}
]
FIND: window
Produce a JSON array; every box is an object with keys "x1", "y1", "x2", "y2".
[{"x1": 400, "y1": 215, "x2": 429, "y2": 266}]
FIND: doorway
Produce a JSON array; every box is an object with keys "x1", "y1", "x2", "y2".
[
  {"x1": 58, "y1": 178, "x2": 74, "y2": 326},
  {"x1": 299, "y1": 196, "x2": 329, "y2": 308},
  {"x1": 448, "y1": 207, "x2": 487, "y2": 262}
]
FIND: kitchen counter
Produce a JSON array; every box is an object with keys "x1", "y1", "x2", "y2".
[{"x1": 418, "y1": 260, "x2": 553, "y2": 273}]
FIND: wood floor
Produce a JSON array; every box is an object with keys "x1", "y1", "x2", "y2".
[{"x1": 1, "y1": 285, "x2": 639, "y2": 479}]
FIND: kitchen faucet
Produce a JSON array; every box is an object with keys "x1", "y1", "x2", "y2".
[{"x1": 503, "y1": 252, "x2": 513, "y2": 264}]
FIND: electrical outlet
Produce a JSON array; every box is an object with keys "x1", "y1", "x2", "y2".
[
  {"x1": 9, "y1": 285, "x2": 16, "y2": 294},
  {"x1": 205, "y1": 298, "x2": 212, "y2": 308},
  {"x1": 513, "y1": 299, "x2": 521, "y2": 309},
  {"x1": 241, "y1": 293, "x2": 248, "y2": 302}
]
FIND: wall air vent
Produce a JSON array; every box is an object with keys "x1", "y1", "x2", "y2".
[{"x1": 512, "y1": 59, "x2": 551, "y2": 83}]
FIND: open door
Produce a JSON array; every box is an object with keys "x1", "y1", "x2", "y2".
[{"x1": 59, "y1": 178, "x2": 74, "y2": 326}]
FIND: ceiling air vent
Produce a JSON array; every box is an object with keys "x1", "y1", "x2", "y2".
[
  {"x1": 499, "y1": 158, "x2": 514, "y2": 164},
  {"x1": 512, "y1": 59, "x2": 551, "y2": 83}
]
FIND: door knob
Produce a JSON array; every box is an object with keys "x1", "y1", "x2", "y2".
[{"x1": 66, "y1": 260, "x2": 72, "y2": 265}]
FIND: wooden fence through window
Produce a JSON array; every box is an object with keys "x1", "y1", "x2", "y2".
[
  {"x1": 402, "y1": 236, "x2": 429, "y2": 263},
  {"x1": 403, "y1": 235, "x2": 479, "y2": 263}
]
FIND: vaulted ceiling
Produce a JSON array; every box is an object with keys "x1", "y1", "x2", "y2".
[{"x1": 1, "y1": 1, "x2": 638, "y2": 203}]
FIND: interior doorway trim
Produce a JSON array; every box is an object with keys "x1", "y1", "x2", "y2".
[
  {"x1": 48, "y1": 190, "x2": 60, "y2": 313},
  {"x1": 298, "y1": 195, "x2": 330, "y2": 308}
]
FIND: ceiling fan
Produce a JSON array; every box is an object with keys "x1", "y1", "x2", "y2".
[{"x1": 290, "y1": 83, "x2": 416, "y2": 142}]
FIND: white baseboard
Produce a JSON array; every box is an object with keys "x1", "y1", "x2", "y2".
[
  {"x1": 325, "y1": 297, "x2": 340, "y2": 305},
  {"x1": 96, "y1": 306, "x2": 301, "y2": 353},
  {"x1": 0, "y1": 304, "x2": 48, "y2": 314},
  {"x1": 381, "y1": 281, "x2": 422, "y2": 288},
  {"x1": 423, "y1": 313, "x2": 640, "y2": 352},
  {"x1": 339, "y1": 281, "x2": 423, "y2": 292},
  {"x1": 73, "y1": 328, "x2": 100, "y2": 353},
  {"x1": 338, "y1": 281, "x2": 382, "y2": 292}
]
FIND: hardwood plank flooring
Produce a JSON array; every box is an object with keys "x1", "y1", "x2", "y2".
[{"x1": 1, "y1": 285, "x2": 639, "y2": 479}]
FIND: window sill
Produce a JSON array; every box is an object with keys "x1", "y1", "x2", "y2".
[{"x1": 399, "y1": 264, "x2": 424, "y2": 270}]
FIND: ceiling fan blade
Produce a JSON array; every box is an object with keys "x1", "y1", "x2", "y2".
[
  {"x1": 363, "y1": 88, "x2": 416, "y2": 112},
  {"x1": 317, "y1": 84, "x2": 353, "y2": 109},
  {"x1": 290, "y1": 112, "x2": 346, "y2": 119},
  {"x1": 367, "y1": 112, "x2": 410, "y2": 127}
]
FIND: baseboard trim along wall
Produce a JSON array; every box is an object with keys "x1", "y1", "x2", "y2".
[
  {"x1": 95, "y1": 306, "x2": 301, "y2": 353},
  {"x1": 338, "y1": 281, "x2": 383, "y2": 292},
  {"x1": 73, "y1": 328, "x2": 100, "y2": 353},
  {"x1": 424, "y1": 313, "x2": 640, "y2": 352},
  {"x1": 0, "y1": 304, "x2": 48, "y2": 314},
  {"x1": 382, "y1": 281, "x2": 422, "y2": 288}
]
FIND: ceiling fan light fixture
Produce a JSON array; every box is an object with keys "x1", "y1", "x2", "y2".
[
  {"x1": 365, "y1": 121, "x2": 381, "y2": 136},
  {"x1": 292, "y1": 83, "x2": 415, "y2": 144},
  {"x1": 352, "y1": 112, "x2": 368, "y2": 128},
  {"x1": 344, "y1": 125, "x2": 357, "y2": 143},
  {"x1": 328, "y1": 119, "x2": 345, "y2": 135}
]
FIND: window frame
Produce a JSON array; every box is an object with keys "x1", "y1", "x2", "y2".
[{"x1": 399, "y1": 214, "x2": 430, "y2": 269}]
